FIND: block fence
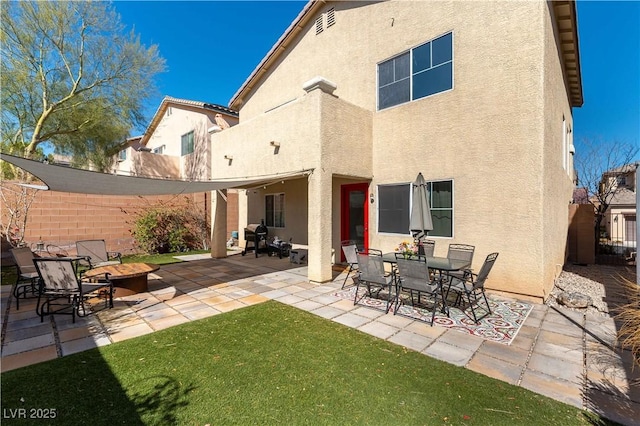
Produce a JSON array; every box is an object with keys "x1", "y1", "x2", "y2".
[{"x1": 1, "y1": 182, "x2": 239, "y2": 256}]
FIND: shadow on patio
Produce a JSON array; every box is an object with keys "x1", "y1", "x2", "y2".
[{"x1": 561, "y1": 264, "x2": 639, "y2": 425}]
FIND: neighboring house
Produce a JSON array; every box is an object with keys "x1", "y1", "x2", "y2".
[
  {"x1": 114, "y1": 96, "x2": 239, "y2": 179},
  {"x1": 114, "y1": 96, "x2": 241, "y2": 240},
  {"x1": 209, "y1": 0, "x2": 582, "y2": 300},
  {"x1": 601, "y1": 164, "x2": 638, "y2": 251}
]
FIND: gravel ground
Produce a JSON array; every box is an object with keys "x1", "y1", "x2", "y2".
[
  {"x1": 547, "y1": 263, "x2": 637, "y2": 317},
  {"x1": 546, "y1": 265, "x2": 637, "y2": 316}
]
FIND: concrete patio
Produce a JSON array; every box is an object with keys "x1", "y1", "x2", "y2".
[{"x1": 1, "y1": 254, "x2": 638, "y2": 425}]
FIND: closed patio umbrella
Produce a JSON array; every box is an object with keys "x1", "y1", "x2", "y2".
[{"x1": 410, "y1": 172, "x2": 433, "y2": 240}]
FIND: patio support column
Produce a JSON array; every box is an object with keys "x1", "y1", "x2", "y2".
[
  {"x1": 307, "y1": 168, "x2": 333, "y2": 283},
  {"x1": 210, "y1": 189, "x2": 227, "y2": 258}
]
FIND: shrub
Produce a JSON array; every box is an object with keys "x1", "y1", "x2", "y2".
[{"x1": 130, "y1": 198, "x2": 209, "y2": 254}]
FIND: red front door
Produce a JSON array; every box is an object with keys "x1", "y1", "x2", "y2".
[{"x1": 341, "y1": 183, "x2": 369, "y2": 259}]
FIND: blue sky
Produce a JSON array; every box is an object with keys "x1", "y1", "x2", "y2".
[{"x1": 114, "y1": 0, "x2": 640, "y2": 150}]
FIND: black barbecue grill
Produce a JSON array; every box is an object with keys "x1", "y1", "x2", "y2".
[{"x1": 241, "y1": 222, "x2": 268, "y2": 257}]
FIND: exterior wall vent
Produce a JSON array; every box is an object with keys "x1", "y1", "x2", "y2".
[
  {"x1": 315, "y1": 16, "x2": 323, "y2": 35},
  {"x1": 327, "y1": 8, "x2": 335, "y2": 27}
]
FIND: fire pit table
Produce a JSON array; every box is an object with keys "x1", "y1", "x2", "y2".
[{"x1": 83, "y1": 262, "x2": 160, "y2": 297}]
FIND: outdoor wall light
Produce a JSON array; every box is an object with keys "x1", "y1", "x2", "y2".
[
  {"x1": 270, "y1": 141, "x2": 280, "y2": 147},
  {"x1": 224, "y1": 155, "x2": 233, "y2": 160},
  {"x1": 370, "y1": 193, "x2": 375, "y2": 204}
]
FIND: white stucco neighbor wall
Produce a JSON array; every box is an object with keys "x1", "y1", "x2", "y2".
[{"x1": 212, "y1": 0, "x2": 578, "y2": 297}]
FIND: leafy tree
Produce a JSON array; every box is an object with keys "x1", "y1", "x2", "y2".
[
  {"x1": 0, "y1": 1, "x2": 165, "y2": 170},
  {"x1": 574, "y1": 138, "x2": 639, "y2": 254}
]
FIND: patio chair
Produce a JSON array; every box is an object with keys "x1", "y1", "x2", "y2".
[
  {"x1": 447, "y1": 243, "x2": 475, "y2": 264},
  {"x1": 76, "y1": 239, "x2": 122, "y2": 269},
  {"x1": 445, "y1": 252, "x2": 498, "y2": 324},
  {"x1": 394, "y1": 255, "x2": 442, "y2": 325},
  {"x1": 33, "y1": 257, "x2": 114, "y2": 323},
  {"x1": 46, "y1": 244, "x2": 69, "y2": 257},
  {"x1": 444, "y1": 243, "x2": 475, "y2": 282},
  {"x1": 340, "y1": 241, "x2": 358, "y2": 289},
  {"x1": 354, "y1": 251, "x2": 395, "y2": 313},
  {"x1": 9, "y1": 247, "x2": 40, "y2": 310},
  {"x1": 417, "y1": 239, "x2": 436, "y2": 257}
]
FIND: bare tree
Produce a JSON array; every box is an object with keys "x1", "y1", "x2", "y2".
[
  {"x1": 0, "y1": 182, "x2": 40, "y2": 247},
  {"x1": 575, "y1": 138, "x2": 639, "y2": 253}
]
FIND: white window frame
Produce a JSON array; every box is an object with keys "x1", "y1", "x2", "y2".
[
  {"x1": 426, "y1": 179, "x2": 454, "y2": 238},
  {"x1": 377, "y1": 31, "x2": 454, "y2": 110},
  {"x1": 265, "y1": 193, "x2": 285, "y2": 228},
  {"x1": 377, "y1": 179, "x2": 454, "y2": 238},
  {"x1": 181, "y1": 131, "x2": 194, "y2": 156}
]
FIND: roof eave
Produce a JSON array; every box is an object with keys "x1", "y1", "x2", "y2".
[
  {"x1": 141, "y1": 96, "x2": 239, "y2": 146},
  {"x1": 553, "y1": 0, "x2": 584, "y2": 107},
  {"x1": 229, "y1": 0, "x2": 319, "y2": 110}
]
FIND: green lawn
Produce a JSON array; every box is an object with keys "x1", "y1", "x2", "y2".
[
  {"x1": 120, "y1": 249, "x2": 210, "y2": 265},
  {"x1": 1, "y1": 301, "x2": 610, "y2": 425}
]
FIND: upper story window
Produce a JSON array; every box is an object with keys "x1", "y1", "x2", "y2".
[
  {"x1": 181, "y1": 131, "x2": 194, "y2": 156},
  {"x1": 118, "y1": 149, "x2": 127, "y2": 161},
  {"x1": 153, "y1": 145, "x2": 165, "y2": 155},
  {"x1": 378, "y1": 179, "x2": 453, "y2": 237},
  {"x1": 166, "y1": 107, "x2": 172, "y2": 117},
  {"x1": 378, "y1": 32, "x2": 453, "y2": 110}
]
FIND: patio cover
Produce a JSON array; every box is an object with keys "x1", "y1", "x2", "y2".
[{"x1": 0, "y1": 153, "x2": 311, "y2": 196}]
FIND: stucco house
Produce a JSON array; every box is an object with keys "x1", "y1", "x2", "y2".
[
  {"x1": 208, "y1": 0, "x2": 583, "y2": 300},
  {"x1": 114, "y1": 96, "x2": 241, "y2": 241},
  {"x1": 601, "y1": 164, "x2": 638, "y2": 254},
  {"x1": 114, "y1": 96, "x2": 239, "y2": 179}
]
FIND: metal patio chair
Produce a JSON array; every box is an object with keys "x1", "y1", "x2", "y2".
[
  {"x1": 340, "y1": 240, "x2": 359, "y2": 289},
  {"x1": 394, "y1": 255, "x2": 442, "y2": 325},
  {"x1": 443, "y1": 243, "x2": 475, "y2": 282},
  {"x1": 9, "y1": 247, "x2": 40, "y2": 310},
  {"x1": 353, "y1": 250, "x2": 395, "y2": 313},
  {"x1": 445, "y1": 252, "x2": 499, "y2": 324},
  {"x1": 76, "y1": 239, "x2": 122, "y2": 269},
  {"x1": 33, "y1": 257, "x2": 114, "y2": 323},
  {"x1": 419, "y1": 239, "x2": 436, "y2": 257}
]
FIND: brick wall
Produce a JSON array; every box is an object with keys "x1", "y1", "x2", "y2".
[{"x1": 1, "y1": 183, "x2": 238, "y2": 255}]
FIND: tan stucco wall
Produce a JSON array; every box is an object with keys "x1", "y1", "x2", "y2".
[
  {"x1": 210, "y1": 89, "x2": 372, "y2": 180},
  {"x1": 540, "y1": 1, "x2": 577, "y2": 298},
  {"x1": 568, "y1": 204, "x2": 595, "y2": 264},
  {"x1": 244, "y1": 177, "x2": 310, "y2": 245},
  {"x1": 213, "y1": 0, "x2": 577, "y2": 296}
]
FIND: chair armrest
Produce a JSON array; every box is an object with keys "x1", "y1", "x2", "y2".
[
  {"x1": 366, "y1": 248, "x2": 383, "y2": 256},
  {"x1": 107, "y1": 252, "x2": 122, "y2": 262}
]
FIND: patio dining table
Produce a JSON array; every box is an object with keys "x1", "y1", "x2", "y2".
[
  {"x1": 382, "y1": 253, "x2": 471, "y2": 272},
  {"x1": 382, "y1": 253, "x2": 471, "y2": 315}
]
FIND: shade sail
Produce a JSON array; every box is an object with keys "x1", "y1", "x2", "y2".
[
  {"x1": 1, "y1": 153, "x2": 311, "y2": 196},
  {"x1": 409, "y1": 172, "x2": 433, "y2": 239}
]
